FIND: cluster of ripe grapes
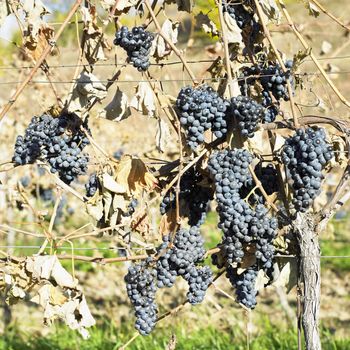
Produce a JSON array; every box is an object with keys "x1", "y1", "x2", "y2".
[
  {"x1": 208, "y1": 149, "x2": 277, "y2": 308},
  {"x1": 175, "y1": 85, "x2": 228, "y2": 149},
  {"x1": 282, "y1": 127, "x2": 334, "y2": 212},
  {"x1": 125, "y1": 226, "x2": 212, "y2": 335},
  {"x1": 13, "y1": 113, "x2": 89, "y2": 184},
  {"x1": 240, "y1": 60, "x2": 294, "y2": 123},
  {"x1": 176, "y1": 85, "x2": 268, "y2": 146},
  {"x1": 114, "y1": 26, "x2": 155, "y2": 71}
]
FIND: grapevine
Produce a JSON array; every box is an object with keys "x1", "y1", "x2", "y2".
[{"x1": 1, "y1": 1, "x2": 350, "y2": 349}]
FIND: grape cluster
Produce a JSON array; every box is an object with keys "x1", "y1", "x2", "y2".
[
  {"x1": 223, "y1": 1, "x2": 252, "y2": 29},
  {"x1": 185, "y1": 265, "x2": 213, "y2": 305},
  {"x1": 208, "y1": 149, "x2": 254, "y2": 265},
  {"x1": 282, "y1": 127, "x2": 334, "y2": 212},
  {"x1": 125, "y1": 260, "x2": 158, "y2": 335},
  {"x1": 13, "y1": 114, "x2": 89, "y2": 184},
  {"x1": 208, "y1": 150, "x2": 277, "y2": 281},
  {"x1": 156, "y1": 227, "x2": 212, "y2": 304},
  {"x1": 260, "y1": 60, "x2": 293, "y2": 101},
  {"x1": 240, "y1": 61, "x2": 293, "y2": 123},
  {"x1": 85, "y1": 173, "x2": 99, "y2": 197},
  {"x1": 230, "y1": 95, "x2": 264, "y2": 138},
  {"x1": 114, "y1": 26, "x2": 154, "y2": 71},
  {"x1": 160, "y1": 168, "x2": 212, "y2": 227},
  {"x1": 227, "y1": 264, "x2": 258, "y2": 309},
  {"x1": 176, "y1": 86, "x2": 228, "y2": 149}
]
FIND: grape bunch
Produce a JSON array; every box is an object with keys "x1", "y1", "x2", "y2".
[
  {"x1": 125, "y1": 260, "x2": 158, "y2": 335},
  {"x1": 208, "y1": 149, "x2": 277, "y2": 281},
  {"x1": 260, "y1": 60, "x2": 294, "y2": 101},
  {"x1": 176, "y1": 85, "x2": 228, "y2": 149},
  {"x1": 13, "y1": 114, "x2": 89, "y2": 184},
  {"x1": 160, "y1": 168, "x2": 212, "y2": 227},
  {"x1": 230, "y1": 95, "x2": 264, "y2": 138},
  {"x1": 156, "y1": 227, "x2": 212, "y2": 304},
  {"x1": 85, "y1": 173, "x2": 99, "y2": 197},
  {"x1": 208, "y1": 149, "x2": 254, "y2": 264},
  {"x1": 239, "y1": 61, "x2": 293, "y2": 123},
  {"x1": 223, "y1": 1, "x2": 252, "y2": 29},
  {"x1": 184, "y1": 265, "x2": 213, "y2": 305},
  {"x1": 114, "y1": 26, "x2": 154, "y2": 71},
  {"x1": 282, "y1": 127, "x2": 334, "y2": 212},
  {"x1": 227, "y1": 264, "x2": 258, "y2": 309}
]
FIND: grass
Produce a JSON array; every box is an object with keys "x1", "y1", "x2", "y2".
[{"x1": 1, "y1": 320, "x2": 350, "y2": 350}]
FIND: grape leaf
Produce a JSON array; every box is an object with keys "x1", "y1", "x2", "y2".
[
  {"x1": 67, "y1": 71, "x2": 107, "y2": 117},
  {"x1": 152, "y1": 19, "x2": 179, "y2": 60},
  {"x1": 98, "y1": 87, "x2": 131, "y2": 121},
  {"x1": 130, "y1": 82, "x2": 157, "y2": 117},
  {"x1": 159, "y1": 208, "x2": 177, "y2": 236},
  {"x1": 23, "y1": 25, "x2": 55, "y2": 62},
  {"x1": 0, "y1": 256, "x2": 95, "y2": 338},
  {"x1": 223, "y1": 12, "x2": 243, "y2": 45},
  {"x1": 259, "y1": 0, "x2": 281, "y2": 24},
  {"x1": 195, "y1": 12, "x2": 219, "y2": 37},
  {"x1": 81, "y1": 6, "x2": 110, "y2": 64},
  {"x1": 302, "y1": 0, "x2": 320, "y2": 17},
  {"x1": 115, "y1": 155, "x2": 158, "y2": 195}
]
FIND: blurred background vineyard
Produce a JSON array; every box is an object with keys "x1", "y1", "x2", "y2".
[{"x1": 0, "y1": 0, "x2": 350, "y2": 349}]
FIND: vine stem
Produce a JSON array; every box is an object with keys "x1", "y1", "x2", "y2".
[
  {"x1": 253, "y1": 0, "x2": 299, "y2": 128},
  {"x1": 144, "y1": 0, "x2": 197, "y2": 84},
  {"x1": 0, "y1": 0, "x2": 83, "y2": 123},
  {"x1": 277, "y1": 0, "x2": 350, "y2": 109},
  {"x1": 309, "y1": 0, "x2": 350, "y2": 31}
]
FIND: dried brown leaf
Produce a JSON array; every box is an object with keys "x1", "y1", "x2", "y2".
[
  {"x1": 23, "y1": 25, "x2": 54, "y2": 62},
  {"x1": 152, "y1": 19, "x2": 179, "y2": 60},
  {"x1": 159, "y1": 208, "x2": 177, "y2": 236},
  {"x1": 130, "y1": 82, "x2": 157, "y2": 117},
  {"x1": 98, "y1": 87, "x2": 131, "y2": 121}
]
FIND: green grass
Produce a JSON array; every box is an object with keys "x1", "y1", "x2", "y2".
[{"x1": 1, "y1": 320, "x2": 350, "y2": 350}]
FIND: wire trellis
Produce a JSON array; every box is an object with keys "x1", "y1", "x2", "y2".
[{"x1": 0, "y1": 70, "x2": 349, "y2": 85}]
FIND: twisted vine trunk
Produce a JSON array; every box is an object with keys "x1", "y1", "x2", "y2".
[{"x1": 295, "y1": 214, "x2": 321, "y2": 350}]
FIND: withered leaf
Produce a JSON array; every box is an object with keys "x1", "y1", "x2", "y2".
[
  {"x1": 223, "y1": 12, "x2": 243, "y2": 45},
  {"x1": 115, "y1": 155, "x2": 158, "y2": 195},
  {"x1": 67, "y1": 71, "x2": 107, "y2": 117},
  {"x1": 98, "y1": 87, "x2": 131, "y2": 121},
  {"x1": 130, "y1": 82, "x2": 157, "y2": 117},
  {"x1": 156, "y1": 118, "x2": 171, "y2": 153},
  {"x1": 23, "y1": 25, "x2": 55, "y2": 62},
  {"x1": 195, "y1": 12, "x2": 219, "y2": 37},
  {"x1": 152, "y1": 19, "x2": 179, "y2": 60},
  {"x1": 159, "y1": 208, "x2": 177, "y2": 236}
]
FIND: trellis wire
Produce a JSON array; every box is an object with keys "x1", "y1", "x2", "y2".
[
  {"x1": 0, "y1": 70, "x2": 349, "y2": 85},
  {"x1": 0, "y1": 245, "x2": 349, "y2": 259},
  {"x1": 0, "y1": 53, "x2": 350, "y2": 70}
]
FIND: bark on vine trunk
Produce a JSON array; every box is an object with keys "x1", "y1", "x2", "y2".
[{"x1": 294, "y1": 213, "x2": 321, "y2": 350}]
